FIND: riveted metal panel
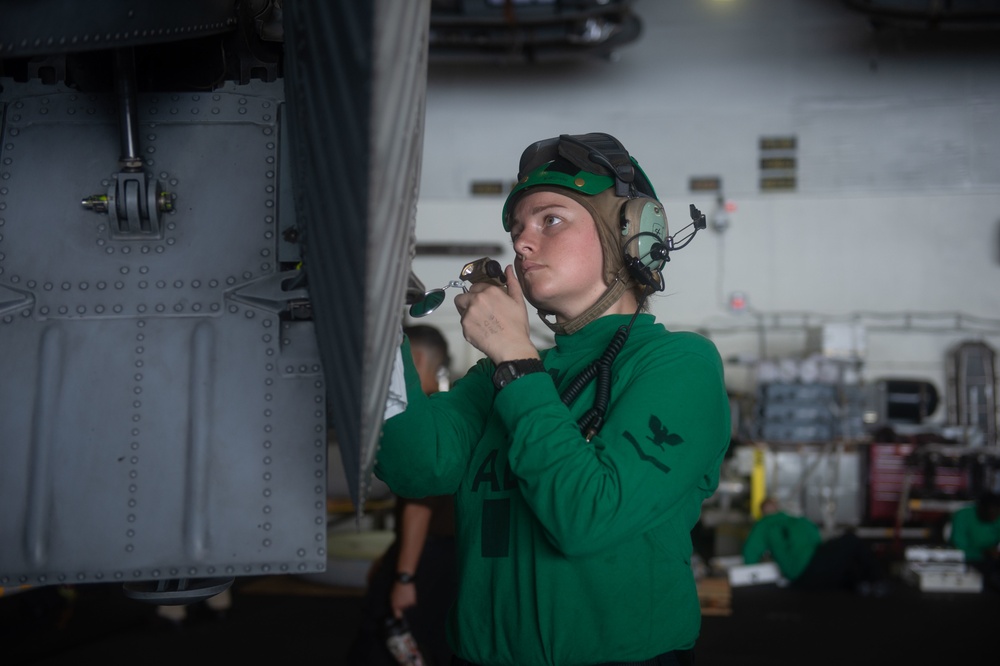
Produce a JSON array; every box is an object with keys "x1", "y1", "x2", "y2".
[
  {"x1": 0, "y1": 81, "x2": 328, "y2": 587},
  {"x1": 0, "y1": 0, "x2": 237, "y2": 58},
  {"x1": 1, "y1": 0, "x2": 433, "y2": 593}
]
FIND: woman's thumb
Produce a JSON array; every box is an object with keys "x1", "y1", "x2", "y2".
[{"x1": 504, "y1": 264, "x2": 522, "y2": 302}]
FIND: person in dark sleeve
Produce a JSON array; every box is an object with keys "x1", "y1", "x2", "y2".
[
  {"x1": 743, "y1": 496, "x2": 887, "y2": 596},
  {"x1": 348, "y1": 324, "x2": 457, "y2": 666}
]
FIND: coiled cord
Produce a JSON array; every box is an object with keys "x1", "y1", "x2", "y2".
[{"x1": 560, "y1": 300, "x2": 645, "y2": 440}]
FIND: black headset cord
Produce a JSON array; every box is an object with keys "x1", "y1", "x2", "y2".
[{"x1": 560, "y1": 296, "x2": 647, "y2": 441}]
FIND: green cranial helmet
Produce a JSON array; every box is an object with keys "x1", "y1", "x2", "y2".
[
  {"x1": 501, "y1": 132, "x2": 658, "y2": 231},
  {"x1": 502, "y1": 162, "x2": 615, "y2": 231}
]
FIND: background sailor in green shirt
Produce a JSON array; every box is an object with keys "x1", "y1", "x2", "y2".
[
  {"x1": 742, "y1": 496, "x2": 886, "y2": 595},
  {"x1": 375, "y1": 132, "x2": 731, "y2": 666},
  {"x1": 949, "y1": 491, "x2": 1000, "y2": 591}
]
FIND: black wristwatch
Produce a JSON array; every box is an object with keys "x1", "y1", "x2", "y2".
[
  {"x1": 395, "y1": 572, "x2": 415, "y2": 584},
  {"x1": 492, "y1": 358, "x2": 545, "y2": 390}
]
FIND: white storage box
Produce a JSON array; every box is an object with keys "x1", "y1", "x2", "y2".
[
  {"x1": 904, "y1": 564, "x2": 983, "y2": 593},
  {"x1": 905, "y1": 546, "x2": 965, "y2": 564},
  {"x1": 727, "y1": 562, "x2": 783, "y2": 587}
]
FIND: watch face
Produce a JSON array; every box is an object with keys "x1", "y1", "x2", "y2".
[
  {"x1": 493, "y1": 364, "x2": 517, "y2": 390},
  {"x1": 493, "y1": 359, "x2": 544, "y2": 390}
]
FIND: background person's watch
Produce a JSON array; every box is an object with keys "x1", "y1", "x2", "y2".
[{"x1": 492, "y1": 358, "x2": 545, "y2": 390}]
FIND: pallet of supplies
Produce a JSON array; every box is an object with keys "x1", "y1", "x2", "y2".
[{"x1": 697, "y1": 576, "x2": 732, "y2": 616}]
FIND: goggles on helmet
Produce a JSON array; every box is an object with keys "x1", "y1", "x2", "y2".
[{"x1": 501, "y1": 132, "x2": 658, "y2": 232}]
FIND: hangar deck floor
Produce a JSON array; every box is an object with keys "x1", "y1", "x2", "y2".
[{"x1": 5, "y1": 567, "x2": 997, "y2": 666}]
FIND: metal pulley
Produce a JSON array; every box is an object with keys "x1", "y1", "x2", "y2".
[{"x1": 82, "y1": 173, "x2": 173, "y2": 239}]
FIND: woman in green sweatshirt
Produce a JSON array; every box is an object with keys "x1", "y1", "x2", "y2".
[{"x1": 376, "y1": 133, "x2": 731, "y2": 666}]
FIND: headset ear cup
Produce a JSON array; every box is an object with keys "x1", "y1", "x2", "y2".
[{"x1": 620, "y1": 198, "x2": 669, "y2": 288}]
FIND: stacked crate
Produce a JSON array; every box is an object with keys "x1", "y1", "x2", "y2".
[
  {"x1": 756, "y1": 382, "x2": 838, "y2": 442},
  {"x1": 697, "y1": 577, "x2": 733, "y2": 616},
  {"x1": 755, "y1": 382, "x2": 866, "y2": 443}
]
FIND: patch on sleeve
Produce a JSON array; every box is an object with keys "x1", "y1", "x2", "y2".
[{"x1": 622, "y1": 413, "x2": 684, "y2": 475}]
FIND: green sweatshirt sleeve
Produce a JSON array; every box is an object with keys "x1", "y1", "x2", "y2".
[
  {"x1": 741, "y1": 519, "x2": 770, "y2": 565},
  {"x1": 375, "y1": 345, "x2": 496, "y2": 499},
  {"x1": 950, "y1": 505, "x2": 1000, "y2": 562},
  {"x1": 951, "y1": 506, "x2": 977, "y2": 559},
  {"x1": 741, "y1": 513, "x2": 820, "y2": 580},
  {"x1": 499, "y1": 332, "x2": 730, "y2": 557}
]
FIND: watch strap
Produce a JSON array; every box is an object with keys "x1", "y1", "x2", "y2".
[{"x1": 492, "y1": 358, "x2": 545, "y2": 390}]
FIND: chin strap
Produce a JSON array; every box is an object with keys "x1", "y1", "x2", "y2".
[{"x1": 537, "y1": 269, "x2": 631, "y2": 336}]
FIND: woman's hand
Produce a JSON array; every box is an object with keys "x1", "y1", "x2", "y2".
[{"x1": 454, "y1": 264, "x2": 538, "y2": 364}]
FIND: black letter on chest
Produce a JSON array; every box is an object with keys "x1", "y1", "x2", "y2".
[{"x1": 472, "y1": 449, "x2": 501, "y2": 492}]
